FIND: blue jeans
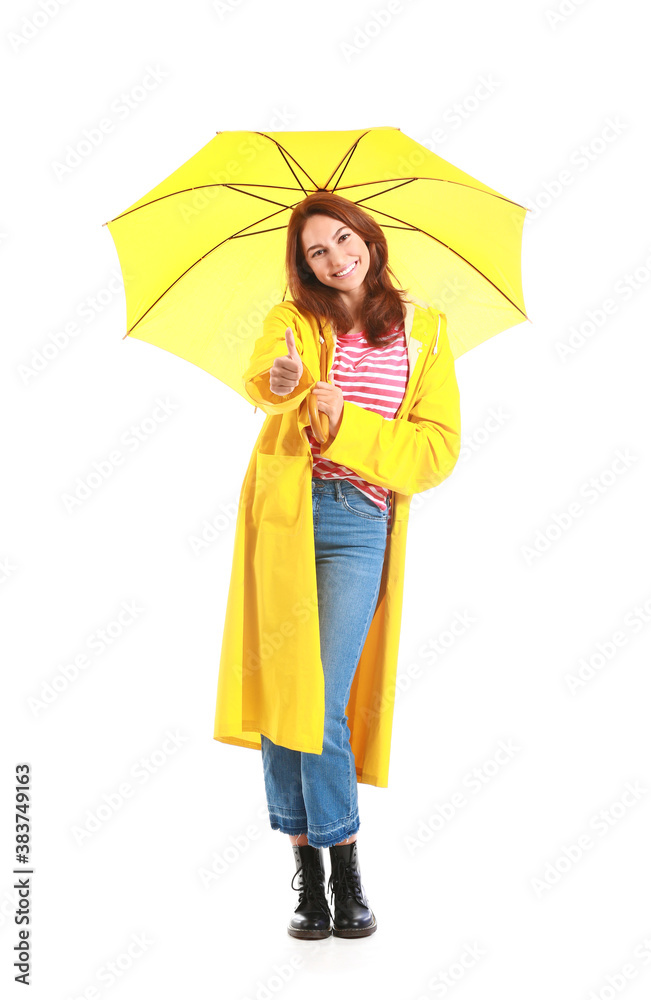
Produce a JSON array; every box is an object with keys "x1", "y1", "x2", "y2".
[{"x1": 260, "y1": 478, "x2": 389, "y2": 848}]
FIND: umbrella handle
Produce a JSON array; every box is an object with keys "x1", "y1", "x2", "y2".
[
  {"x1": 308, "y1": 394, "x2": 329, "y2": 443},
  {"x1": 307, "y1": 332, "x2": 330, "y2": 444}
]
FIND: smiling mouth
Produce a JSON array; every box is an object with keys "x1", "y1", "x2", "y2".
[{"x1": 332, "y1": 260, "x2": 358, "y2": 278}]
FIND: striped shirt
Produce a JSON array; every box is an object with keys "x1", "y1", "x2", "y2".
[{"x1": 307, "y1": 321, "x2": 409, "y2": 523}]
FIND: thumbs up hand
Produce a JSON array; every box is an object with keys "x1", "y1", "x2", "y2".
[{"x1": 269, "y1": 327, "x2": 304, "y2": 395}]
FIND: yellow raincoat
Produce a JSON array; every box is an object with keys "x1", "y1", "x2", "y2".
[{"x1": 213, "y1": 295, "x2": 461, "y2": 787}]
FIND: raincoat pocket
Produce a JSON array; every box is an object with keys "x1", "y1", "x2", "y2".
[{"x1": 252, "y1": 452, "x2": 307, "y2": 533}]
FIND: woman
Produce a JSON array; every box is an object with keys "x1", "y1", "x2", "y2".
[{"x1": 213, "y1": 192, "x2": 461, "y2": 940}]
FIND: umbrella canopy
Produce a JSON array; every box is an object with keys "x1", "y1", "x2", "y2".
[{"x1": 104, "y1": 125, "x2": 529, "y2": 403}]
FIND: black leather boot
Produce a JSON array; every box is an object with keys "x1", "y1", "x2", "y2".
[
  {"x1": 328, "y1": 841, "x2": 377, "y2": 937},
  {"x1": 287, "y1": 843, "x2": 332, "y2": 939}
]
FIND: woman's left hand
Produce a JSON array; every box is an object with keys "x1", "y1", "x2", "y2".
[{"x1": 311, "y1": 380, "x2": 344, "y2": 438}]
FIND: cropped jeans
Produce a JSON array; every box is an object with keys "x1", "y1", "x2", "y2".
[{"x1": 260, "y1": 478, "x2": 389, "y2": 848}]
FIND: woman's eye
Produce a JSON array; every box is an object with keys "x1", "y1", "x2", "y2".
[{"x1": 313, "y1": 234, "x2": 350, "y2": 258}]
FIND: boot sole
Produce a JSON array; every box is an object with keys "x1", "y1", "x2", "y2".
[
  {"x1": 287, "y1": 926, "x2": 332, "y2": 939},
  {"x1": 332, "y1": 916, "x2": 377, "y2": 938}
]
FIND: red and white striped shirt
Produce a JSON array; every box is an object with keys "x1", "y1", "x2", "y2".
[{"x1": 307, "y1": 321, "x2": 409, "y2": 519}]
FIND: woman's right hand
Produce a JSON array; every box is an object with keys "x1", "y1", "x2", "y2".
[{"x1": 269, "y1": 327, "x2": 304, "y2": 395}]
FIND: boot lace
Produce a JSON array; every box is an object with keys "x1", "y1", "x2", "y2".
[
  {"x1": 328, "y1": 856, "x2": 366, "y2": 906},
  {"x1": 291, "y1": 860, "x2": 331, "y2": 918}
]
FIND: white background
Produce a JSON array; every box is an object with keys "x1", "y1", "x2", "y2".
[{"x1": 3, "y1": 0, "x2": 650, "y2": 997}]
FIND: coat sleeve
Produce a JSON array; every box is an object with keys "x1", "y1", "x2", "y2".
[
  {"x1": 242, "y1": 302, "x2": 319, "y2": 415},
  {"x1": 319, "y1": 310, "x2": 461, "y2": 495}
]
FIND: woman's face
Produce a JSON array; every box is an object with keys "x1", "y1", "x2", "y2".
[{"x1": 300, "y1": 214, "x2": 370, "y2": 295}]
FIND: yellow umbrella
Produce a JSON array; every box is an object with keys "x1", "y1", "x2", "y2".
[{"x1": 104, "y1": 125, "x2": 529, "y2": 404}]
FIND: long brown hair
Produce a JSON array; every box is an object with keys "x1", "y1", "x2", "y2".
[{"x1": 284, "y1": 192, "x2": 411, "y2": 347}]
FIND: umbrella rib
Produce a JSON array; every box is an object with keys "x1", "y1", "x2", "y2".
[
  {"x1": 220, "y1": 184, "x2": 297, "y2": 211},
  {"x1": 114, "y1": 130, "x2": 378, "y2": 224},
  {"x1": 323, "y1": 128, "x2": 489, "y2": 207},
  {"x1": 126, "y1": 177, "x2": 382, "y2": 336},
  {"x1": 251, "y1": 132, "x2": 318, "y2": 193},
  {"x1": 353, "y1": 176, "x2": 421, "y2": 203},
  {"x1": 327, "y1": 133, "x2": 372, "y2": 192},
  {"x1": 349, "y1": 175, "x2": 529, "y2": 211},
  {"x1": 125, "y1": 207, "x2": 525, "y2": 337},
  {"x1": 361, "y1": 202, "x2": 529, "y2": 320},
  {"x1": 121, "y1": 162, "x2": 528, "y2": 335},
  {"x1": 120, "y1": 179, "x2": 422, "y2": 335},
  {"x1": 104, "y1": 174, "x2": 529, "y2": 225},
  {"x1": 123, "y1": 206, "x2": 300, "y2": 336},
  {"x1": 123, "y1": 188, "x2": 322, "y2": 335},
  {"x1": 107, "y1": 183, "x2": 307, "y2": 223},
  {"x1": 122, "y1": 187, "x2": 418, "y2": 337},
  {"x1": 253, "y1": 128, "x2": 381, "y2": 196},
  {"x1": 221, "y1": 177, "x2": 414, "y2": 213}
]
